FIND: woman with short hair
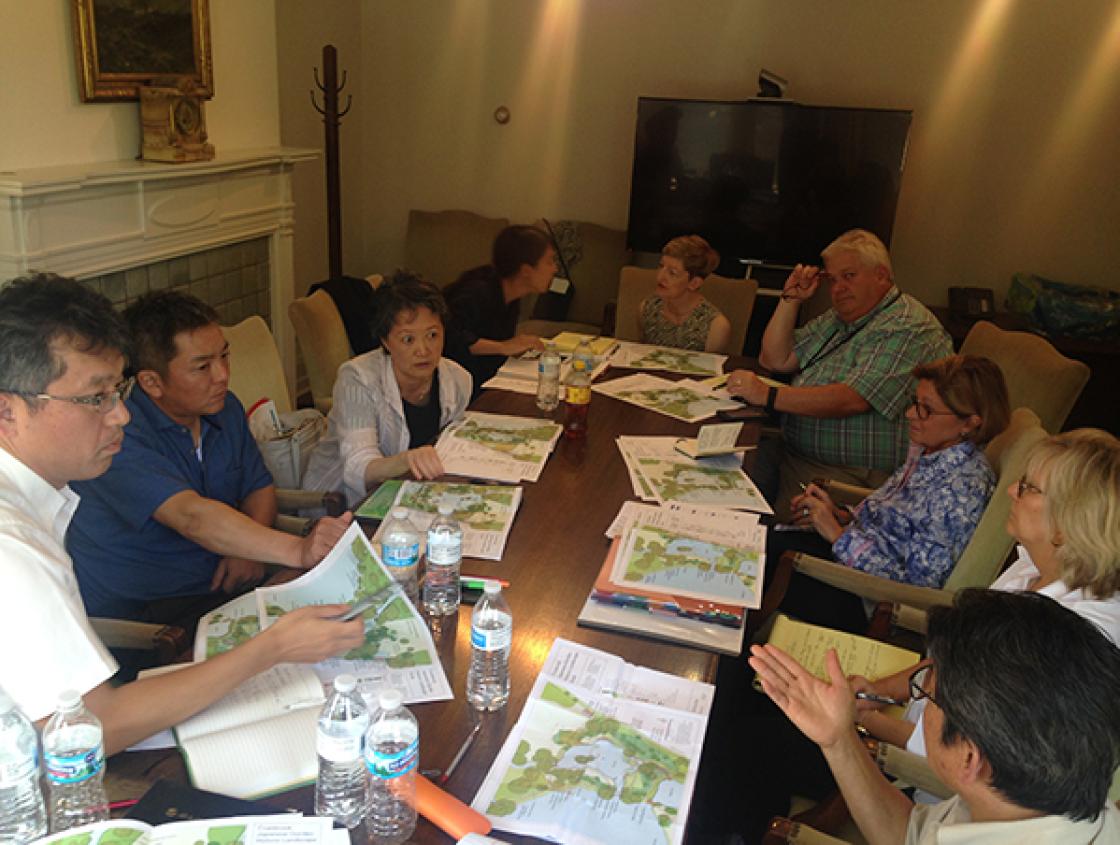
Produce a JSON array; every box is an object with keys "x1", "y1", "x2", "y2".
[
  {"x1": 639, "y1": 235, "x2": 732, "y2": 352},
  {"x1": 303, "y1": 271, "x2": 471, "y2": 506}
]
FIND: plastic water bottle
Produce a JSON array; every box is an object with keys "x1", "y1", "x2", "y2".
[
  {"x1": 315, "y1": 674, "x2": 369, "y2": 828},
  {"x1": 467, "y1": 581, "x2": 512, "y2": 710},
  {"x1": 422, "y1": 504, "x2": 462, "y2": 615},
  {"x1": 0, "y1": 686, "x2": 47, "y2": 844},
  {"x1": 381, "y1": 508, "x2": 421, "y2": 605},
  {"x1": 535, "y1": 341, "x2": 561, "y2": 412},
  {"x1": 364, "y1": 689, "x2": 418, "y2": 845},
  {"x1": 572, "y1": 336, "x2": 595, "y2": 372},
  {"x1": 562, "y1": 357, "x2": 591, "y2": 440},
  {"x1": 42, "y1": 690, "x2": 108, "y2": 832}
]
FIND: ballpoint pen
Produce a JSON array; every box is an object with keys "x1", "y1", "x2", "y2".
[
  {"x1": 438, "y1": 721, "x2": 483, "y2": 785},
  {"x1": 855, "y1": 691, "x2": 907, "y2": 706}
]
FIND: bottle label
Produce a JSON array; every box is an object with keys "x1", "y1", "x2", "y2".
[
  {"x1": 566, "y1": 386, "x2": 591, "y2": 405},
  {"x1": 471, "y1": 623, "x2": 512, "y2": 652},
  {"x1": 44, "y1": 745, "x2": 104, "y2": 784},
  {"x1": 384, "y1": 541, "x2": 419, "y2": 569},
  {"x1": 0, "y1": 752, "x2": 36, "y2": 786},
  {"x1": 427, "y1": 538, "x2": 461, "y2": 565},
  {"x1": 364, "y1": 737, "x2": 418, "y2": 780},
  {"x1": 317, "y1": 726, "x2": 367, "y2": 763}
]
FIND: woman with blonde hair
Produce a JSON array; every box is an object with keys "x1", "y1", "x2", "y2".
[
  {"x1": 854, "y1": 427, "x2": 1120, "y2": 754},
  {"x1": 639, "y1": 235, "x2": 731, "y2": 352}
]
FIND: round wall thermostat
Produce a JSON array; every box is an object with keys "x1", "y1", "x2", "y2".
[{"x1": 493, "y1": 105, "x2": 510, "y2": 125}]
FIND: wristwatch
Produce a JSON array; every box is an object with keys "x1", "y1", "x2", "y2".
[{"x1": 765, "y1": 385, "x2": 779, "y2": 414}]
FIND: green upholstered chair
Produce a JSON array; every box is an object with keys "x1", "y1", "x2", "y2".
[
  {"x1": 959, "y1": 320, "x2": 1089, "y2": 434},
  {"x1": 404, "y1": 209, "x2": 509, "y2": 289}
]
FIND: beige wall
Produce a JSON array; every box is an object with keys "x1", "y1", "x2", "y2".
[
  {"x1": 0, "y1": 0, "x2": 281, "y2": 171},
  {"x1": 357, "y1": 0, "x2": 1120, "y2": 305}
]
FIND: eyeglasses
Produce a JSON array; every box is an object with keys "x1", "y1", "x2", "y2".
[
  {"x1": 3, "y1": 377, "x2": 134, "y2": 415},
  {"x1": 1016, "y1": 475, "x2": 1045, "y2": 498},
  {"x1": 909, "y1": 395, "x2": 960, "y2": 421},
  {"x1": 909, "y1": 665, "x2": 940, "y2": 708}
]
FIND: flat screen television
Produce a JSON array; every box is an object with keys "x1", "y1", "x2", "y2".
[{"x1": 626, "y1": 98, "x2": 913, "y2": 270}]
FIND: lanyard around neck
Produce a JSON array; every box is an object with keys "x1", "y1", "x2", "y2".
[{"x1": 799, "y1": 289, "x2": 902, "y2": 372}]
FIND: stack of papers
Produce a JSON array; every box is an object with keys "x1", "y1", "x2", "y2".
[
  {"x1": 195, "y1": 522, "x2": 453, "y2": 704},
  {"x1": 483, "y1": 351, "x2": 609, "y2": 395},
  {"x1": 435, "y1": 411, "x2": 563, "y2": 482},
  {"x1": 610, "y1": 341, "x2": 727, "y2": 376},
  {"x1": 593, "y1": 373, "x2": 741, "y2": 422},
  {"x1": 370, "y1": 480, "x2": 523, "y2": 560},
  {"x1": 617, "y1": 435, "x2": 773, "y2": 514},
  {"x1": 472, "y1": 639, "x2": 712, "y2": 845},
  {"x1": 549, "y1": 331, "x2": 619, "y2": 357},
  {"x1": 31, "y1": 816, "x2": 347, "y2": 845}
]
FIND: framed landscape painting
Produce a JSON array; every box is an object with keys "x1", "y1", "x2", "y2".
[{"x1": 72, "y1": 0, "x2": 213, "y2": 101}]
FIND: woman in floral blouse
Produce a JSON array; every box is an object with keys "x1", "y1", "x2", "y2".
[{"x1": 770, "y1": 354, "x2": 1011, "y2": 631}]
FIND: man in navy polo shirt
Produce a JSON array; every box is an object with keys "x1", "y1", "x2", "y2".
[{"x1": 69, "y1": 291, "x2": 350, "y2": 620}]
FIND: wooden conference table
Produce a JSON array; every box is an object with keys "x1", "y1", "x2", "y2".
[{"x1": 107, "y1": 368, "x2": 763, "y2": 843}]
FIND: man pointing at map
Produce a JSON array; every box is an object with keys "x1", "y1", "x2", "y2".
[{"x1": 0, "y1": 274, "x2": 364, "y2": 752}]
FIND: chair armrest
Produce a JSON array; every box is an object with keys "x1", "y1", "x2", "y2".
[
  {"x1": 275, "y1": 488, "x2": 346, "y2": 517},
  {"x1": 792, "y1": 553, "x2": 957, "y2": 612},
  {"x1": 891, "y1": 603, "x2": 930, "y2": 635},
  {"x1": 876, "y1": 743, "x2": 953, "y2": 799},
  {"x1": 822, "y1": 480, "x2": 873, "y2": 508},
  {"x1": 89, "y1": 618, "x2": 187, "y2": 663},
  {"x1": 763, "y1": 818, "x2": 850, "y2": 845}
]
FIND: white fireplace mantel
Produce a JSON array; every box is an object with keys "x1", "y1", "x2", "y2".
[{"x1": 0, "y1": 146, "x2": 319, "y2": 390}]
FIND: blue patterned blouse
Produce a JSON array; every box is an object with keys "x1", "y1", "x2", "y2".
[{"x1": 831, "y1": 440, "x2": 995, "y2": 588}]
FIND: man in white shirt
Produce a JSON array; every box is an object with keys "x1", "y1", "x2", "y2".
[
  {"x1": 0, "y1": 273, "x2": 365, "y2": 753},
  {"x1": 751, "y1": 589, "x2": 1120, "y2": 844}
]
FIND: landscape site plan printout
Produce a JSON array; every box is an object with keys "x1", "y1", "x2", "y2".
[
  {"x1": 593, "y1": 373, "x2": 741, "y2": 423},
  {"x1": 473, "y1": 638, "x2": 713, "y2": 845},
  {"x1": 435, "y1": 411, "x2": 563, "y2": 482},
  {"x1": 195, "y1": 522, "x2": 452, "y2": 704},
  {"x1": 611, "y1": 523, "x2": 766, "y2": 609},
  {"x1": 610, "y1": 342, "x2": 727, "y2": 377},
  {"x1": 371, "y1": 480, "x2": 523, "y2": 561},
  {"x1": 28, "y1": 815, "x2": 347, "y2": 845}
]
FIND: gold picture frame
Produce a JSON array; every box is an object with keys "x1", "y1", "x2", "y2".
[{"x1": 72, "y1": 0, "x2": 213, "y2": 102}]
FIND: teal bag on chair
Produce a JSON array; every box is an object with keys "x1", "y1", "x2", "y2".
[{"x1": 1006, "y1": 272, "x2": 1120, "y2": 340}]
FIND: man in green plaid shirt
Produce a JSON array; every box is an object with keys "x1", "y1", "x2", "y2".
[{"x1": 727, "y1": 230, "x2": 951, "y2": 520}]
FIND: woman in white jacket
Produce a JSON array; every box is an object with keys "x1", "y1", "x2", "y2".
[{"x1": 304, "y1": 272, "x2": 472, "y2": 506}]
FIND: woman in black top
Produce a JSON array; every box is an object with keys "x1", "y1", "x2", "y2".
[{"x1": 442, "y1": 225, "x2": 557, "y2": 392}]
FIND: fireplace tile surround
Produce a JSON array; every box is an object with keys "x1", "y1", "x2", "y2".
[{"x1": 0, "y1": 147, "x2": 317, "y2": 389}]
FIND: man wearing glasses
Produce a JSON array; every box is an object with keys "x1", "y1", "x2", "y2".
[
  {"x1": 66, "y1": 289, "x2": 351, "y2": 623},
  {"x1": 0, "y1": 273, "x2": 364, "y2": 749},
  {"x1": 751, "y1": 589, "x2": 1120, "y2": 843},
  {"x1": 726, "y1": 229, "x2": 951, "y2": 521}
]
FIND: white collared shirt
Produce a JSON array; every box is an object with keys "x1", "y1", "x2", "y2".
[
  {"x1": 907, "y1": 794, "x2": 1120, "y2": 844},
  {"x1": 0, "y1": 448, "x2": 117, "y2": 720}
]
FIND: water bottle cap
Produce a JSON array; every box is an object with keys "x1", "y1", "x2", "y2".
[
  {"x1": 391, "y1": 507, "x2": 408, "y2": 519},
  {"x1": 378, "y1": 688, "x2": 403, "y2": 710},
  {"x1": 333, "y1": 674, "x2": 357, "y2": 693},
  {"x1": 437, "y1": 503, "x2": 454, "y2": 516},
  {"x1": 57, "y1": 689, "x2": 81, "y2": 709},
  {"x1": 483, "y1": 580, "x2": 502, "y2": 595}
]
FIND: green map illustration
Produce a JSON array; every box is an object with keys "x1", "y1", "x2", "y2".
[
  {"x1": 398, "y1": 481, "x2": 518, "y2": 532},
  {"x1": 615, "y1": 387, "x2": 728, "y2": 422},
  {"x1": 204, "y1": 534, "x2": 431, "y2": 669},
  {"x1": 635, "y1": 458, "x2": 767, "y2": 509},
  {"x1": 485, "y1": 682, "x2": 688, "y2": 840},
  {"x1": 48, "y1": 829, "x2": 145, "y2": 845},
  {"x1": 204, "y1": 601, "x2": 261, "y2": 658},
  {"x1": 452, "y1": 418, "x2": 559, "y2": 462},
  {"x1": 620, "y1": 525, "x2": 761, "y2": 605},
  {"x1": 628, "y1": 348, "x2": 721, "y2": 376}
]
